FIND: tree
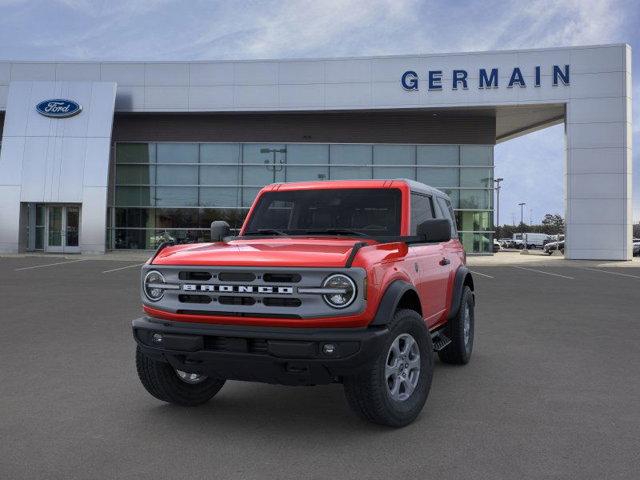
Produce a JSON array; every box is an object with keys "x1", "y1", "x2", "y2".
[{"x1": 541, "y1": 214, "x2": 564, "y2": 230}]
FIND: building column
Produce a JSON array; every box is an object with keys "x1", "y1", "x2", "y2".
[{"x1": 564, "y1": 46, "x2": 632, "y2": 260}]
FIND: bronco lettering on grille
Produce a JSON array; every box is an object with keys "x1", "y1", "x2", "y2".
[{"x1": 182, "y1": 284, "x2": 294, "y2": 294}]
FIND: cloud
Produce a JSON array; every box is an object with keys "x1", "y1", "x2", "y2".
[{"x1": 0, "y1": 0, "x2": 637, "y2": 221}]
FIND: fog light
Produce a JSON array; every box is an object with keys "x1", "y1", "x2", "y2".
[
  {"x1": 322, "y1": 343, "x2": 336, "y2": 355},
  {"x1": 152, "y1": 333, "x2": 163, "y2": 344}
]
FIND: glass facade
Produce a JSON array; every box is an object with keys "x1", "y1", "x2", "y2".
[{"x1": 109, "y1": 142, "x2": 494, "y2": 253}]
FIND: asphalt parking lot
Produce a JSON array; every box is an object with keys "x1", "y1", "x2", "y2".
[{"x1": 1, "y1": 256, "x2": 639, "y2": 479}]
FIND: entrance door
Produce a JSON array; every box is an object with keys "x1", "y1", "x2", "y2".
[
  {"x1": 45, "y1": 205, "x2": 81, "y2": 253},
  {"x1": 46, "y1": 206, "x2": 64, "y2": 253}
]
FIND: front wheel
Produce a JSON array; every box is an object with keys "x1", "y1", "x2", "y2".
[
  {"x1": 136, "y1": 347, "x2": 226, "y2": 406},
  {"x1": 343, "y1": 309, "x2": 433, "y2": 427}
]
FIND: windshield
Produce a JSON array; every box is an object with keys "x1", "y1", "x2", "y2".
[{"x1": 244, "y1": 188, "x2": 402, "y2": 237}]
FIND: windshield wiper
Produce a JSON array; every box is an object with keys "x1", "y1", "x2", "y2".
[
  {"x1": 243, "y1": 229, "x2": 289, "y2": 236},
  {"x1": 302, "y1": 229, "x2": 370, "y2": 238}
]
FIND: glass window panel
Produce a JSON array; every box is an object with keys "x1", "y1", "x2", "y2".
[
  {"x1": 157, "y1": 143, "x2": 198, "y2": 164},
  {"x1": 115, "y1": 186, "x2": 154, "y2": 207},
  {"x1": 461, "y1": 145, "x2": 493, "y2": 166},
  {"x1": 459, "y1": 232, "x2": 493, "y2": 254},
  {"x1": 436, "y1": 197, "x2": 459, "y2": 238},
  {"x1": 286, "y1": 144, "x2": 329, "y2": 181},
  {"x1": 35, "y1": 226, "x2": 44, "y2": 250},
  {"x1": 329, "y1": 144, "x2": 372, "y2": 180},
  {"x1": 373, "y1": 145, "x2": 415, "y2": 179},
  {"x1": 113, "y1": 228, "x2": 152, "y2": 249},
  {"x1": 155, "y1": 209, "x2": 199, "y2": 229},
  {"x1": 156, "y1": 165, "x2": 198, "y2": 185},
  {"x1": 439, "y1": 189, "x2": 459, "y2": 209},
  {"x1": 417, "y1": 167, "x2": 458, "y2": 187},
  {"x1": 459, "y1": 190, "x2": 493, "y2": 209},
  {"x1": 153, "y1": 229, "x2": 210, "y2": 246},
  {"x1": 116, "y1": 143, "x2": 155, "y2": 164},
  {"x1": 115, "y1": 208, "x2": 155, "y2": 229},
  {"x1": 417, "y1": 145, "x2": 459, "y2": 165},
  {"x1": 460, "y1": 168, "x2": 493, "y2": 188},
  {"x1": 456, "y1": 211, "x2": 493, "y2": 232},
  {"x1": 200, "y1": 143, "x2": 241, "y2": 164},
  {"x1": 199, "y1": 187, "x2": 239, "y2": 207},
  {"x1": 242, "y1": 187, "x2": 262, "y2": 207},
  {"x1": 116, "y1": 165, "x2": 155, "y2": 185},
  {"x1": 35, "y1": 205, "x2": 45, "y2": 226},
  {"x1": 242, "y1": 144, "x2": 286, "y2": 185},
  {"x1": 410, "y1": 193, "x2": 434, "y2": 234},
  {"x1": 155, "y1": 187, "x2": 198, "y2": 207},
  {"x1": 200, "y1": 165, "x2": 239, "y2": 185}
]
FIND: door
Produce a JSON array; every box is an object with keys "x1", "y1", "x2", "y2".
[
  {"x1": 65, "y1": 206, "x2": 80, "y2": 253},
  {"x1": 409, "y1": 192, "x2": 449, "y2": 325},
  {"x1": 46, "y1": 206, "x2": 64, "y2": 253},
  {"x1": 45, "y1": 205, "x2": 81, "y2": 253}
]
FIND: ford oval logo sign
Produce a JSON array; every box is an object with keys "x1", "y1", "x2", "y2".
[{"x1": 36, "y1": 99, "x2": 82, "y2": 118}]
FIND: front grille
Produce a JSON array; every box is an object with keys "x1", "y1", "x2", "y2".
[{"x1": 151, "y1": 266, "x2": 365, "y2": 320}]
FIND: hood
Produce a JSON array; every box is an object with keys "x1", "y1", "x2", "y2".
[{"x1": 151, "y1": 237, "x2": 376, "y2": 268}]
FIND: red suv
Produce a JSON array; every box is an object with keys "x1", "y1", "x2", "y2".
[{"x1": 133, "y1": 179, "x2": 475, "y2": 427}]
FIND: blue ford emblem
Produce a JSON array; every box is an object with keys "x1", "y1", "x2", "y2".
[{"x1": 36, "y1": 99, "x2": 82, "y2": 118}]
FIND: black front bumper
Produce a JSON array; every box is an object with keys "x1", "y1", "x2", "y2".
[{"x1": 132, "y1": 317, "x2": 390, "y2": 386}]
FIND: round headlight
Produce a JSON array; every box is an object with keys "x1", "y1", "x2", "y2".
[
  {"x1": 322, "y1": 274, "x2": 356, "y2": 309},
  {"x1": 144, "y1": 270, "x2": 166, "y2": 302}
]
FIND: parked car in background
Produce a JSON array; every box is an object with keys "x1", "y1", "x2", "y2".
[
  {"x1": 633, "y1": 238, "x2": 640, "y2": 256},
  {"x1": 544, "y1": 240, "x2": 565, "y2": 255},
  {"x1": 498, "y1": 238, "x2": 515, "y2": 248},
  {"x1": 513, "y1": 232, "x2": 553, "y2": 249},
  {"x1": 493, "y1": 239, "x2": 501, "y2": 253}
]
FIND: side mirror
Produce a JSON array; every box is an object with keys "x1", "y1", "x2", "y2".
[
  {"x1": 417, "y1": 219, "x2": 451, "y2": 243},
  {"x1": 210, "y1": 221, "x2": 231, "y2": 242}
]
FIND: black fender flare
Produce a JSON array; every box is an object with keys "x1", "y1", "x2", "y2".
[
  {"x1": 370, "y1": 280, "x2": 418, "y2": 326},
  {"x1": 448, "y1": 266, "x2": 474, "y2": 320}
]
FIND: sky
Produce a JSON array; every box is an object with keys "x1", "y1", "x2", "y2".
[{"x1": 0, "y1": 0, "x2": 638, "y2": 225}]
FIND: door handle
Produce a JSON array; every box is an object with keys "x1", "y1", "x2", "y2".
[{"x1": 439, "y1": 258, "x2": 450, "y2": 266}]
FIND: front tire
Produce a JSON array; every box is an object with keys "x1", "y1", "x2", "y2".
[
  {"x1": 438, "y1": 286, "x2": 474, "y2": 365},
  {"x1": 136, "y1": 347, "x2": 226, "y2": 406},
  {"x1": 343, "y1": 309, "x2": 433, "y2": 427}
]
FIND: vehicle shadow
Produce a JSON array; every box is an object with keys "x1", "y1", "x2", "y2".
[{"x1": 129, "y1": 359, "x2": 470, "y2": 438}]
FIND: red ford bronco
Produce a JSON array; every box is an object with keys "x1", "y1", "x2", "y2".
[{"x1": 133, "y1": 179, "x2": 475, "y2": 427}]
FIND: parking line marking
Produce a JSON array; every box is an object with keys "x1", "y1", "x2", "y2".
[
  {"x1": 580, "y1": 267, "x2": 640, "y2": 279},
  {"x1": 15, "y1": 259, "x2": 87, "y2": 271},
  {"x1": 470, "y1": 270, "x2": 494, "y2": 279},
  {"x1": 512, "y1": 266, "x2": 574, "y2": 280},
  {"x1": 102, "y1": 263, "x2": 145, "y2": 274}
]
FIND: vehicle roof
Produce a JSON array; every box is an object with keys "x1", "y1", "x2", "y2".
[{"x1": 263, "y1": 179, "x2": 449, "y2": 200}]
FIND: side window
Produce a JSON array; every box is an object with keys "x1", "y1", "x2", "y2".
[
  {"x1": 410, "y1": 192, "x2": 434, "y2": 234},
  {"x1": 436, "y1": 197, "x2": 458, "y2": 238}
]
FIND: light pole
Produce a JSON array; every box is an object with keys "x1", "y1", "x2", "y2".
[
  {"x1": 518, "y1": 202, "x2": 527, "y2": 252},
  {"x1": 518, "y1": 202, "x2": 526, "y2": 226},
  {"x1": 494, "y1": 178, "x2": 503, "y2": 227}
]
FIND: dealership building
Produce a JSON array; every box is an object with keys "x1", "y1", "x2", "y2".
[{"x1": 0, "y1": 44, "x2": 633, "y2": 259}]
